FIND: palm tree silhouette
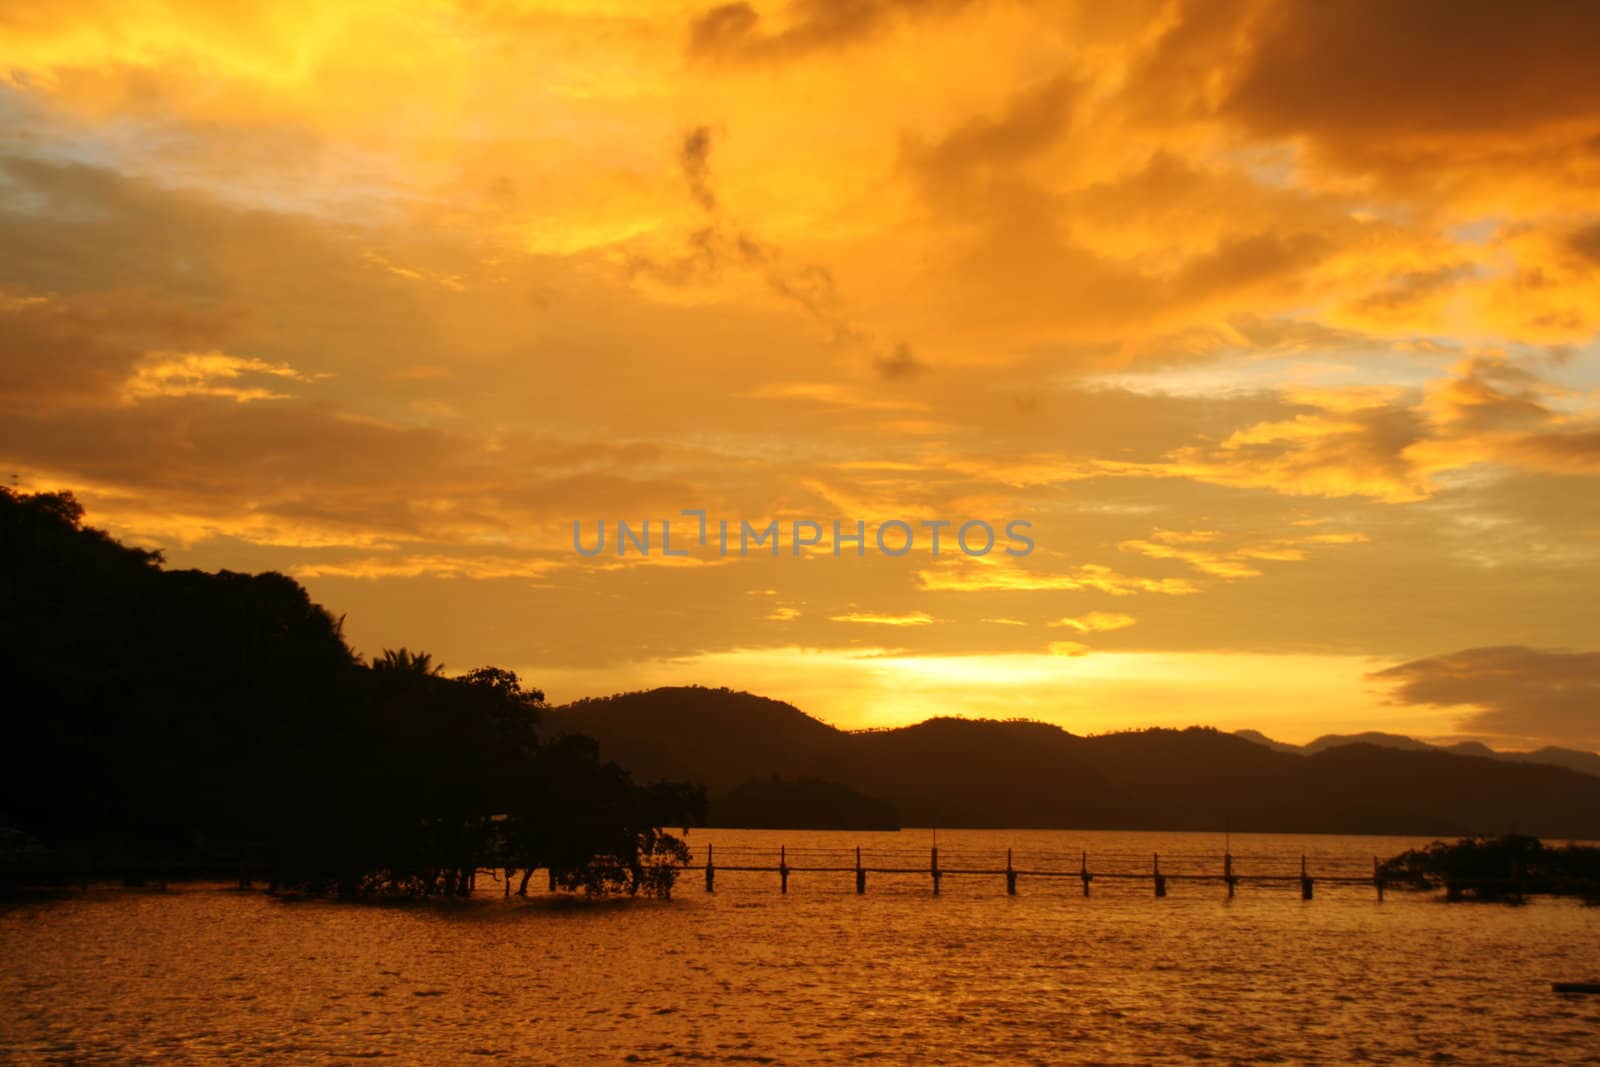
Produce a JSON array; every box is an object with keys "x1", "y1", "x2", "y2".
[{"x1": 373, "y1": 647, "x2": 445, "y2": 676}]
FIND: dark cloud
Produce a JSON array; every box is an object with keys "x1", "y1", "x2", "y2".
[
  {"x1": 680, "y1": 125, "x2": 717, "y2": 211},
  {"x1": 1225, "y1": 1, "x2": 1600, "y2": 141},
  {"x1": 1128, "y1": 0, "x2": 1600, "y2": 182},
  {"x1": 656, "y1": 123, "x2": 859, "y2": 339},
  {"x1": 0, "y1": 153, "x2": 719, "y2": 539},
  {"x1": 1498, "y1": 428, "x2": 1600, "y2": 472},
  {"x1": 621, "y1": 226, "x2": 721, "y2": 287},
  {"x1": 1224, "y1": 314, "x2": 1373, "y2": 352},
  {"x1": 1371, "y1": 646, "x2": 1600, "y2": 749},
  {"x1": 624, "y1": 222, "x2": 848, "y2": 332},
  {"x1": 725, "y1": 229, "x2": 846, "y2": 329},
  {"x1": 902, "y1": 74, "x2": 1078, "y2": 189},
  {"x1": 0, "y1": 394, "x2": 692, "y2": 543},
  {"x1": 920, "y1": 211, "x2": 1341, "y2": 344},
  {"x1": 1426, "y1": 355, "x2": 1556, "y2": 432},
  {"x1": 873, "y1": 340, "x2": 924, "y2": 379},
  {"x1": 0, "y1": 287, "x2": 226, "y2": 414},
  {"x1": 897, "y1": 86, "x2": 1340, "y2": 341},
  {"x1": 1568, "y1": 221, "x2": 1600, "y2": 267},
  {"x1": 1349, "y1": 264, "x2": 1475, "y2": 317},
  {"x1": 1247, "y1": 398, "x2": 1426, "y2": 493},
  {"x1": 0, "y1": 154, "x2": 446, "y2": 378},
  {"x1": 1130, "y1": 315, "x2": 1378, "y2": 369},
  {"x1": 1168, "y1": 231, "x2": 1330, "y2": 303},
  {"x1": 688, "y1": 0, "x2": 972, "y2": 63}
]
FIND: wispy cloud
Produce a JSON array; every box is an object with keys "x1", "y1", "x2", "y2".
[
  {"x1": 1049, "y1": 611, "x2": 1136, "y2": 634},
  {"x1": 918, "y1": 560, "x2": 1198, "y2": 597},
  {"x1": 122, "y1": 351, "x2": 324, "y2": 404},
  {"x1": 830, "y1": 611, "x2": 936, "y2": 626}
]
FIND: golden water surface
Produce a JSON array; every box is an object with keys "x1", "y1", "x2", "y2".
[{"x1": 3, "y1": 829, "x2": 1599, "y2": 1064}]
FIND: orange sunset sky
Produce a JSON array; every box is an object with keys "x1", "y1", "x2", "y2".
[{"x1": 3, "y1": 1, "x2": 1599, "y2": 748}]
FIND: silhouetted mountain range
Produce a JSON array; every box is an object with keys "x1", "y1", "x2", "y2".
[
  {"x1": 1232, "y1": 729, "x2": 1600, "y2": 778},
  {"x1": 549, "y1": 687, "x2": 1600, "y2": 837}
]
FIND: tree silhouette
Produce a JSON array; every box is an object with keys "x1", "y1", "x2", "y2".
[
  {"x1": 0, "y1": 486, "x2": 700, "y2": 899},
  {"x1": 373, "y1": 647, "x2": 445, "y2": 676}
]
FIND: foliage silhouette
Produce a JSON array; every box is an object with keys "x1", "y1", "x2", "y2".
[
  {"x1": 1378, "y1": 834, "x2": 1600, "y2": 901},
  {"x1": 0, "y1": 487, "x2": 704, "y2": 898},
  {"x1": 373, "y1": 647, "x2": 446, "y2": 676}
]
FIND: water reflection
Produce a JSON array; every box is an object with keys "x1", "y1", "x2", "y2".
[{"x1": 4, "y1": 829, "x2": 1599, "y2": 1064}]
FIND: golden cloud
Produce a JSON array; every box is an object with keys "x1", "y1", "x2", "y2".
[
  {"x1": 1049, "y1": 611, "x2": 1137, "y2": 634},
  {"x1": 1104, "y1": 357, "x2": 1600, "y2": 502},
  {"x1": 1119, "y1": 527, "x2": 1369, "y2": 580},
  {"x1": 829, "y1": 610, "x2": 935, "y2": 626},
  {"x1": 121, "y1": 350, "x2": 323, "y2": 404},
  {"x1": 292, "y1": 554, "x2": 565, "y2": 581},
  {"x1": 917, "y1": 558, "x2": 1199, "y2": 597}
]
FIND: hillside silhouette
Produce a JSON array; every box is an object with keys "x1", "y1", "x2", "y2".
[
  {"x1": 1234, "y1": 729, "x2": 1600, "y2": 778},
  {"x1": 713, "y1": 777, "x2": 899, "y2": 831},
  {"x1": 549, "y1": 688, "x2": 1600, "y2": 837}
]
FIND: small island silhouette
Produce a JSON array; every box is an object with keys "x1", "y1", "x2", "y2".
[{"x1": 1380, "y1": 834, "x2": 1600, "y2": 902}]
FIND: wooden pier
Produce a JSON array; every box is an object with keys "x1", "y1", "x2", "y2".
[{"x1": 691, "y1": 844, "x2": 1392, "y2": 900}]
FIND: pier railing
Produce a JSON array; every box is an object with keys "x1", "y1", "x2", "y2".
[{"x1": 688, "y1": 844, "x2": 1394, "y2": 900}]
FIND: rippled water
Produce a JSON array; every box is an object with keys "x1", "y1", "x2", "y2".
[{"x1": 4, "y1": 829, "x2": 1600, "y2": 1064}]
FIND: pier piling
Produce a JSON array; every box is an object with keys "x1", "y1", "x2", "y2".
[{"x1": 688, "y1": 844, "x2": 1403, "y2": 901}]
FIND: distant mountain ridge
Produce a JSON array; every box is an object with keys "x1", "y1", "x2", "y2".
[
  {"x1": 1231, "y1": 729, "x2": 1600, "y2": 779},
  {"x1": 546, "y1": 686, "x2": 1600, "y2": 838}
]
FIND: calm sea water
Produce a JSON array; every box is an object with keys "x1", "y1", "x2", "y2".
[{"x1": 4, "y1": 829, "x2": 1600, "y2": 1064}]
